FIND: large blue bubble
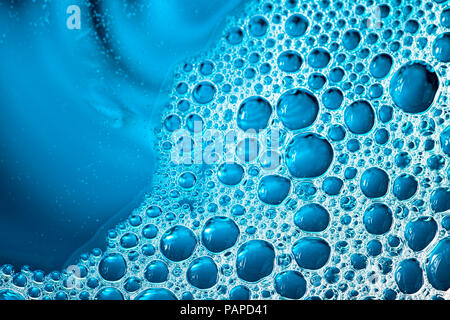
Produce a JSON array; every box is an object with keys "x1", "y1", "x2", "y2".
[
  {"x1": 430, "y1": 187, "x2": 450, "y2": 213},
  {"x1": 307, "y1": 48, "x2": 331, "y2": 69},
  {"x1": 363, "y1": 203, "x2": 393, "y2": 235},
  {"x1": 98, "y1": 253, "x2": 127, "y2": 282},
  {"x1": 236, "y1": 240, "x2": 275, "y2": 282},
  {"x1": 144, "y1": 260, "x2": 169, "y2": 283},
  {"x1": 237, "y1": 96, "x2": 272, "y2": 131},
  {"x1": 257, "y1": 174, "x2": 291, "y2": 205},
  {"x1": 135, "y1": 288, "x2": 177, "y2": 300},
  {"x1": 217, "y1": 163, "x2": 245, "y2": 186},
  {"x1": 187, "y1": 256, "x2": 218, "y2": 289},
  {"x1": 294, "y1": 203, "x2": 330, "y2": 232},
  {"x1": 285, "y1": 14, "x2": 309, "y2": 38},
  {"x1": 432, "y1": 32, "x2": 450, "y2": 62},
  {"x1": 395, "y1": 259, "x2": 424, "y2": 294},
  {"x1": 344, "y1": 100, "x2": 375, "y2": 135},
  {"x1": 369, "y1": 53, "x2": 393, "y2": 79},
  {"x1": 192, "y1": 81, "x2": 216, "y2": 104},
  {"x1": 426, "y1": 237, "x2": 450, "y2": 291},
  {"x1": 389, "y1": 61, "x2": 439, "y2": 114},
  {"x1": 285, "y1": 133, "x2": 333, "y2": 178},
  {"x1": 160, "y1": 225, "x2": 197, "y2": 262},
  {"x1": 94, "y1": 287, "x2": 124, "y2": 300},
  {"x1": 440, "y1": 126, "x2": 450, "y2": 157},
  {"x1": 393, "y1": 173, "x2": 418, "y2": 200},
  {"x1": 0, "y1": 289, "x2": 24, "y2": 300},
  {"x1": 404, "y1": 217, "x2": 437, "y2": 252},
  {"x1": 360, "y1": 167, "x2": 390, "y2": 198},
  {"x1": 276, "y1": 88, "x2": 319, "y2": 130},
  {"x1": 201, "y1": 216, "x2": 240, "y2": 253},
  {"x1": 292, "y1": 237, "x2": 331, "y2": 270},
  {"x1": 274, "y1": 270, "x2": 307, "y2": 299},
  {"x1": 277, "y1": 50, "x2": 303, "y2": 73}
]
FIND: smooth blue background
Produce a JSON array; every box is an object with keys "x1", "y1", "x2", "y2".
[{"x1": 0, "y1": 0, "x2": 245, "y2": 271}]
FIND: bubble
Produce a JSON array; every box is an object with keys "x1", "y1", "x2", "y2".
[
  {"x1": 322, "y1": 176, "x2": 343, "y2": 196},
  {"x1": 344, "y1": 100, "x2": 375, "y2": 135},
  {"x1": 217, "y1": 163, "x2": 244, "y2": 186},
  {"x1": 144, "y1": 260, "x2": 169, "y2": 283},
  {"x1": 292, "y1": 237, "x2": 331, "y2": 270},
  {"x1": 441, "y1": 7, "x2": 450, "y2": 28},
  {"x1": 186, "y1": 257, "x2": 218, "y2": 289},
  {"x1": 367, "y1": 240, "x2": 383, "y2": 257},
  {"x1": 285, "y1": 14, "x2": 309, "y2": 38},
  {"x1": 329, "y1": 67, "x2": 345, "y2": 82},
  {"x1": 160, "y1": 226, "x2": 197, "y2": 262},
  {"x1": 248, "y1": 15, "x2": 269, "y2": 37},
  {"x1": 225, "y1": 27, "x2": 244, "y2": 45},
  {"x1": 120, "y1": 232, "x2": 138, "y2": 249},
  {"x1": 378, "y1": 4, "x2": 391, "y2": 18},
  {"x1": 308, "y1": 73, "x2": 327, "y2": 90},
  {"x1": 350, "y1": 253, "x2": 367, "y2": 270},
  {"x1": 363, "y1": 203, "x2": 393, "y2": 235},
  {"x1": 393, "y1": 174, "x2": 418, "y2": 200},
  {"x1": 192, "y1": 81, "x2": 216, "y2": 104},
  {"x1": 229, "y1": 285, "x2": 251, "y2": 300},
  {"x1": 360, "y1": 167, "x2": 389, "y2": 198},
  {"x1": 294, "y1": 203, "x2": 330, "y2": 232},
  {"x1": 135, "y1": 288, "x2": 177, "y2": 300},
  {"x1": 164, "y1": 114, "x2": 182, "y2": 132},
  {"x1": 236, "y1": 240, "x2": 275, "y2": 282},
  {"x1": 378, "y1": 105, "x2": 394, "y2": 123},
  {"x1": 98, "y1": 253, "x2": 127, "y2": 282},
  {"x1": 285, "y1": 133, "x2": 333, "y2": 178},
  {"x1": 342, "y1": 29, "x2": 361, "y2": 50},
  {"x1": 427, "y1": 154, "x2": 446, "y2": 171},
  {"x1": 443, "y1": 216, "x2": 450, "y2": 231},
  {"x1": 0, "y1": 289, "x2": 24, "y2": 300},
  {"x1": 375, "y1": 128, "x2": 389, "y2": 145},
  {"x1": 146, "y1": 205, "x2": 162, "y2": 218},
  {"x1": 328, "y1": 124, "x2": 346, "y2": 142},
  {"x1": 404, "y1": 217, "x2": 438, "y2": 252},
  {"x1": 124, "y1": 277, "x2": 142, "y2": 293},
  {"x1": 277, "y1": 50, "x2": 303, "y2": 73},
  {"x1": 201, "y1": 216, "x2": 240, "y2": 253},
  {"x1": 395, "y1": 151, "x2": 412, "y2": 169},
  {"x1": 432, "y1": 32, "x2": 450, "y2": 62},
  {"x1": 237, "y1": 96, "x2": 272, "y2": 131},
  {"x1": 430, "y1": 187, "x2": 450, "y2": 213},
  {"x1": 389, "y1": 61, "x2": 439, "y2": 114},
  {"x1": 94, "y1": 287, "x2": 124, "y2": 300},
  {"x1": 178, "y1": 172, "x2": 197, "y2": 189},
  {"x1": 440, "y1": 126, "x2": 450, "y2": 157},
  {"x1": 395, "y1": 259, "x2": 424, "y2": 294},
  {"x1": 257, "y1": 175, "x2": 291, "y2": 205},
  {"x1": 186, "y1": 114, "x2": 204, "y2": 133},
  {"x1": 369, "y1": 53, "x2": 393, "y2": 79},
  {"x1": 405, "y1": 19, "x2": 420, "y2": 34},
  {"x1": 276, "y1": 88, "x2": 319, "y2": 130},
  {"x1": 199, "y1": 60, "x2": 214, "y2": 75},
  {"x1": 274, "y1": 270, "x2": 307, "y2": 299},
  {"x1": 322, "y1": 87, "x2": 344, "y2": 110},
  {"x1": 307, "y1": 48, "x2": 331, "y2": 68}
]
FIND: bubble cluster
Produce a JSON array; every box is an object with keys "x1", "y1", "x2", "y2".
[{"x1": 1, "y1": 0, "x2": 449, "y2": 300}]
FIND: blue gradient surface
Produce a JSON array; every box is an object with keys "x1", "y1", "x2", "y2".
[{"x1": 0, "y1": 0, "x2": 245, "y2": 271}]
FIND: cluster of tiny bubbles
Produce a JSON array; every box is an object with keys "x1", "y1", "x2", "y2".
[{"x1": 1, "y1": 0, "x2": 450, "y2": 300}]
